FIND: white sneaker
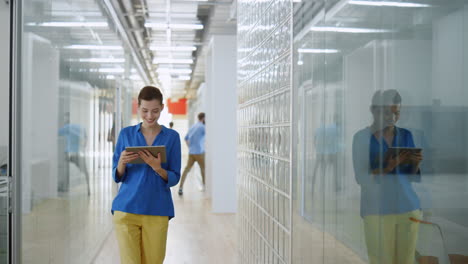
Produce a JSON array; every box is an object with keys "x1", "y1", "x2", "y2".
[{"x1": 199, "y1": 185, "x2": 205, "y2": 192}]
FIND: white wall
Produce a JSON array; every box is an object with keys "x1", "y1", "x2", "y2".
[
  {"x1": 205, "y1": 35, "x2": 237, "y2": 213},
  {"x1": 432, "y1": 7, "x2": 468, "y2": 107},
  {"x1": 22, "y1": 33, "x2": 59, "y2": 212}
]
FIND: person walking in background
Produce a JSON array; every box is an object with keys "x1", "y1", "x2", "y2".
[
  {"x1": 58, "y1": 112, "x2": 91, "y2": 196},
  {"x1": 111, "y1": 86, "x2": 181, "y2": 264},
  {"x1": 178, "y1": 112, "x2": 205, "y2": 195}
]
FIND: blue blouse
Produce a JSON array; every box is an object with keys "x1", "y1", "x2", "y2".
[
  {"x1": 352, "y1": 127, "x2": 421, "y2": 217},
  {"x1": 111, "y1": 123, "x2": 181, "y2": 219}
]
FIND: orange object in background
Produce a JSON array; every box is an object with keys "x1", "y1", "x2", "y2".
[
  {"x1": 167, "y1": 98, "x2": 187, "y2": 115},
  {"x1": 132, "y1": 98, "x2": 138, "y2": 115}
]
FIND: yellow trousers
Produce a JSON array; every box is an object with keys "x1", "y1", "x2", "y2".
[
  {"x1": 113, "y1": 211, "x2": 169, "y2": 264},
  {"x1": 364, "y1": 210, "x2": 422, "y2": 264}
]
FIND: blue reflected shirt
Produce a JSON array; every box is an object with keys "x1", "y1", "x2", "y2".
[
  {"x1": 111, "y1": 123, "x2": 181, "y2": 219},
  {"x1": 58, "y1": 124, "x2": 86, "y2": 153},
  {"x1": 184, "y1": 122, "x2": 205, "y2": 154},
  {"x1": 352, "y1": 127, "x2": 421, "y2": 217}
]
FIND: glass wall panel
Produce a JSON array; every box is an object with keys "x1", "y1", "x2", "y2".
[
  {"x1": 293, "y1": 0, "x2": 468, "y2": 264},
  {"x1": 237, "y1": 0, "x2": 293, "y2": 263},
  {"x1": 18, "y1": 1, "x2": 138, "y2": 262}
]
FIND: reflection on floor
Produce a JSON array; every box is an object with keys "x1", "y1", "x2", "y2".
[
  {"x1": 22, "y1": 166, "x2": 115, "y2": 264},
  {"x1": 93, "y1": 169, "x2": 238, "y2": 264},
  {"x1": 292, "y1": 212, "x2": 366, "y2": 264}
]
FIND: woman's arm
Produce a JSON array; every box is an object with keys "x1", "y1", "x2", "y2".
[
  {"x1": 164, "y1": 135, "x2": 181, "y2": 187},
  {"x1": 112, "y1": 129, "x2": 138, "y2": 182},
  {"x1": 406, "y1": 131, "x2": 423, "y2": 180},
  {"x1": 139, "y1": 134, "x2": 181, "y2": 187},
  {"x1": 353, "y1": 131, "x2": 376, "y2": 185},
  {"x1": 371, "y1": 150, "x2": 412, "y2": 175},
  {"x1": 139, "y1": 151, "x2": 167, "y2": 180},
  {"x1": 112, "y1": 131, "x2": 125, "y2": 183}
]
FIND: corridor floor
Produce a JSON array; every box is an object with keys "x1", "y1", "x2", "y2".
[{"x1": 93, "y1": 170, "x2": 238, "y2": 264}]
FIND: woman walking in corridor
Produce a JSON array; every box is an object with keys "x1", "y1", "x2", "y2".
[{"x1": 111, "y1": 86, "x2": 181, "y2": 263}]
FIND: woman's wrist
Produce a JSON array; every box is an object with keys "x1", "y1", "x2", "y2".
[
  {"x1": 152, "y1": 165, "x2": 164, "y2": 174},
  {"x1": 117, "y1": 163, "x2": 126, "y2": 177},
  {"x1": 153, "y1": 166, "x2": 168, "y2": 181},
  {"x1": 384, "y1": 166, "x2": 394, "y2": 174}
]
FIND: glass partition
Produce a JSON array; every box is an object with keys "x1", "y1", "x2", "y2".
[
  {"x1": 18, "y1": 1, "x2": 138, "y2": 262},
  {"x1": 292, "y1": 1, "x2": 468, "y2": 263}
]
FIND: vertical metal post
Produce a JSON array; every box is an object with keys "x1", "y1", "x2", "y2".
[
  {"x1": 288, "y1": 1, "x2": 293, "y2": 263},
  {"x1": 10, "y1": 0, "x2": 22, "y2": 262}
]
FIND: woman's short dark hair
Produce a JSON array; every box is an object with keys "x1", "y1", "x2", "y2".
[
  {"x1": 138, "y1": 86, "x2": 163, "y2": 105},
  {"x1": 371, "y1": 89, "x2": 402, "y2": 108}
]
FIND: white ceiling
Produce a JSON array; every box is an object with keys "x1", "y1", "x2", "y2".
[{"x1": 26, "y1": 0, "x2": 236, "y2": 99}]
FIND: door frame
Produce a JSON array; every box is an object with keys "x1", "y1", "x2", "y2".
[{"x1": 10, "y1": 0, "x2": 23, "y2": 263}]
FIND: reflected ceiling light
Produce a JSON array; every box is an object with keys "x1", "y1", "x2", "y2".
[
  {"x1": 98, "y1": 68, "x2": 125, "y2": 73},
  {"x1": 149, "y1": 12, "x2": 200, "y2": 19},
  {"x1": 297, "y1": 60, "x2": 304, "y2": 65},
  {"x1": 348, "y1": 0, "x2": 431, "y2": 7},
  {"x1": 153, "y1": 58, "x2": 194, "y2": 64},
  {"x1": 106, "y1": 75, "x2": 116, "y2": 80},
  {"x1": 145, "y1": 23, "x2": 204, "y2": 30},
  {"x1": 72, "y1": 58, "x2": 125, "y2": 63},
  {"x1": 298, "y1": 48, "x2": 340, "y2": 53},
  {"x1": 310, "y1": 26, "x2": 393, "y2": 33},
  {"x1": 158, "y1": 76, "x2": 172, "y2": 81},
  {"x1": 156, "y1": 68, "x2": 192, "y2": 74},
  {"x1": 150, "y1": 46, "x2": 197, "y2": 51},
  {"x1": 64, "y1": 45, "x2": 123, "y2": 50},
  {"x1": 49, "y1": 11, "x2": 103, "y2": 17},
  {"x1": 130, "y1": 74, "x2": 142, "y2": 80},
  {"x1": 28, "y1": 22, "x2": 108, "y2": 27},
  {"x1": 178, "y1": 75, "x2": 191, "y2": 81}
]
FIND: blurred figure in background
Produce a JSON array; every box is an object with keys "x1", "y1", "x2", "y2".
[
  {"x1": 178, "y1": 112, "x2": 206, "y2": 195},
  {"x1": 59, "y1": 112, "x2": 90, "y2": 196}
]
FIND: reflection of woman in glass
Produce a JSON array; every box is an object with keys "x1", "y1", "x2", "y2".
[
  {"x1": 352, "y1": 90, "x2": 423, "y2": 264},
  {"x1": 111, "y1": 86, "x2": 181, "y2": 263}
]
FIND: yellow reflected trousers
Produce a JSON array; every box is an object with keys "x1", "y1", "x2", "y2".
[
  {"x1": 364, "y1": 210, "x2": 422, "y2": 264},
  {"x1": 113, "y1": 211, "x2": 169, "y2": 264}
]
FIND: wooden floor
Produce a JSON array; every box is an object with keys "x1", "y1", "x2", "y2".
[{"x1": 93, "y1": 171, "x2": 238, "y2": 264}]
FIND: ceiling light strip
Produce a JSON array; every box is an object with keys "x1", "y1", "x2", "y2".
[
  {"x1": 145, "y1": 23, "x2": 204, "y2": 30},
  {"x1": 348, "y1": 0, "x2": 431, "y2": 8},
  {"x1": 310, "y1": 26, "x2": 394, "y2": 33}
]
